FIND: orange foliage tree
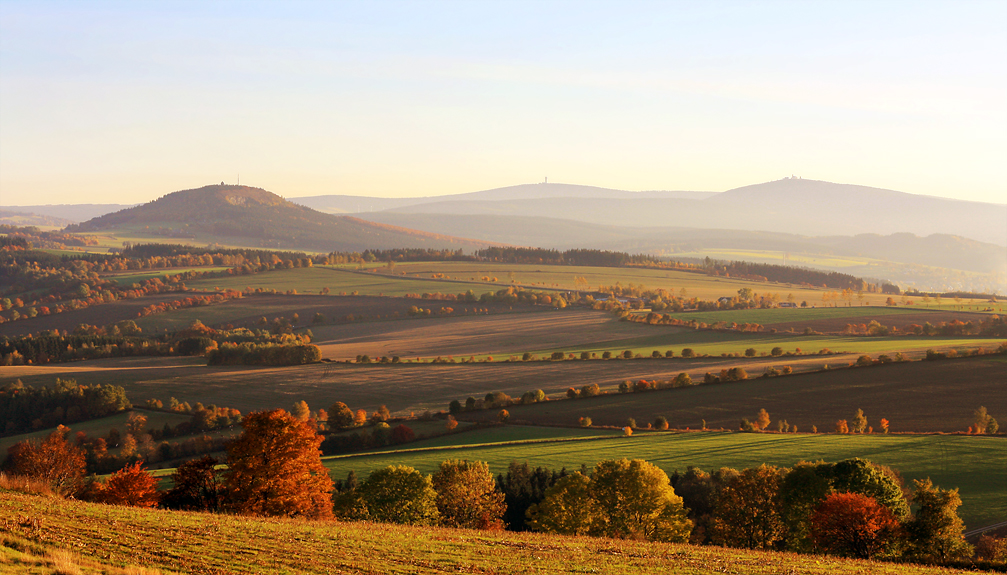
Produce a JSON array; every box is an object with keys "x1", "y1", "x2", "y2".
[
  {"x1": 224, "y1": 409, "x2": 333, "y2": 519},
  {"x1": 811, "y1": 492, "x2": 899, "y2": 559},
  {"x1": 100, "y1": 462, "x2": 161, "y2": 508},
  {"x1": 4, "y1": 426, "x2": 85, "y2": 495}
]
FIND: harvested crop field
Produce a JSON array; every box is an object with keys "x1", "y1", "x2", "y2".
[
  {"x1": 5, "y1": 354, "x2": 1002, "y2": 433},
  {"x1": 310, "y1": 308, "x2": 653, "y2": 360},
  {"x1": 457, "y1": 356, "x2": 1007, "y2": 434},
  {"x1": 0, "y1": 353, "x2": 851, "y2": 416}
]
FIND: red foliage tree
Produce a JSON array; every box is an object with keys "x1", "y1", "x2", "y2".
[
  {"x1": 224, "y1": 409, "x2": 333, "y2": 519},
  {"x1": 391, "y1": 424, "x2": 415, "y2": 444},
  {"x1": 4, "y1": 426, "x2": 85, "y2": 495},
  {"x1": 100, "y1": 462, "x2": 161, "y2": 508},
  {"x1": 811, "y1": 492, "x2": 899, "y2": 559}
]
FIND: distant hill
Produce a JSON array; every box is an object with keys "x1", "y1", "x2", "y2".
[
  {"x1": 0, "y1": 203, "x2": 136, "y2": 223},
  {"x1": 290, "y1": 183, "x2": 714, "y2": 214},
  {"x1": 303, "y1": 179, "x2": 1004, "y2": 245},
  {"x1": 0, "y1": 209, "x2": 75, "y2": 227},
  {"x1": 66, "y1": 185, "x2": 501, "y2": 252}
]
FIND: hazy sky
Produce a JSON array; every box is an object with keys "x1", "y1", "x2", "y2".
[{"x1": 1, "y1": 0, "x2": 1005, "y2": 205}]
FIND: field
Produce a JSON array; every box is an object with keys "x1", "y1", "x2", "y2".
[
  {"x1": 5, "y1": 354, "x2": 1001, "y2": 435},
  {"x1": 0, "y1": 293, "x2": 213, "y2": 338},
  {"x1": 651, "y1": 306, "x2": 1000, "y2": 332},
  {"x1": 0, "y1": 409, "x2": 192, "y2": 464},
  {"x1": 132, "y1": 293, "x2": 541, "y2": 333},
  {"x1": 0, "y1": 489, "x2": 982, "y2": 574},
  {"x1": 322, "y1": 428, "x2": 1007, "y2": 529},
  {"x1": 101, "y1": 267, "x2": 232, "y2": 286},
  {"x1": 182, "y1": 266, "x2": 483, "y2": 297}
]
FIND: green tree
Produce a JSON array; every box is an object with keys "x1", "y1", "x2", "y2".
[
  {"x1": 590, "y1": 459, "x2": 692, "y2": 542},
  {"x1": 711, "y1": 465, "x2": 785, "y2": 549},
  {"x1": 780, "y1": 462, "x2": 833, "y2": 551},
  {"x1": 829, "y1": 458, "x2": 909, "y2": 520},
  {"x1": 432, "y1": 460, "x2": 505, "y2": 530},
  {"x1": 356, "y1": 465, "x2": 440, "y2": 525},
  {"x1": 904, "y1": 478, "x2": 973, "y2": 563}
]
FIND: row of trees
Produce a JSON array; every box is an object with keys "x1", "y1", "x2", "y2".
[{"x1": 0, "y1": 378, "x2": 130, "y2": 436}]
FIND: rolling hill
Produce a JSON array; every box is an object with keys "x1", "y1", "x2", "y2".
[
  {"x1": 0, "y1": 203, "x2": 136, "y2": 223},
  {"x1": 65, "y1": 184, "x2": 502, "y2": 252}
]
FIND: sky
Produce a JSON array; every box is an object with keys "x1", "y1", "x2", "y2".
[{"x1": 1, "y1": 0, "x2": 1005, "y2": 206}]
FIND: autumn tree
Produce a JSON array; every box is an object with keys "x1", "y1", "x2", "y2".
[
  {"x1": 527, "y1": 473, "x2": 605, "y2": 536},
  {"x1": 755, "y1": 409, "x2": 771, "y2": 431},
  {"x1": 162, "y1": 455, "x2": 224, "y2": 511},
  {"x1": 850, "y1": 408, "x2": 868, "y2": 434},
  {"x1": 974, "y1": 406, "x2": 993, "y2": 434},
  {"x1": 590, "y1": 459, "x2": 692, "y2": 542},
  {"x1": 711, "y1": 465, "x2": 786, "y2": 549},
  {"x1": 100, "y1": 462, "x2": 161, "y2": 508},
  {"x1": 355, "y1": 465, "x2": 439, "y2": 525},
  {"x1": 811, "y1": 492, "x2": 899, "y2": 559},
  {"x1": 328, "y1": 402, "x2": 355, "y2": 429},
  {"x1": 291, "y1": 400, "x2": 310, "y2": 422},
  {"x1": 432, "y1": 459, "x2": 505, "y2": 530},
  {"x1": 224, "y1": 409, "x2": 333, "y2": 519},
  {"x1": 4, "y1": 426, "x2": 85, "y2": 495},
  {"x1": 904, "y1": 478, "x2": 973, "y2": 564}
]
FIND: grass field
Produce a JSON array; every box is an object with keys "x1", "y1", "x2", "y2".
[
  {"x1": 102, "y1": 267, "x2": 231, "y2": 286},
  {"x1": 322, "y1": 428, "x2": 1007, "y2": 529},
  {"x1": 0, "y1": 491, "x2": 973, "y2": 575},
  {"x1": 648, "y1": 305, "x2": 1002, "y2": 331},
  {"x1": 183, "y1": 266, "x2": 479, "y2": 297}
]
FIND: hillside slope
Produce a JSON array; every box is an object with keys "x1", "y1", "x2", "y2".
[
  {"x1": 66, "y1": 185, "x2": 501, "y2": 252},
  {"x1": 0, "y1": 490, "x2": 973, "y2": 574}
]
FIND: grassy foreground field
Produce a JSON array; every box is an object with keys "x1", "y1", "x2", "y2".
[
  {"x1": 322, "y1": 429, "x2": 1007, "y2": 529},
  {"x1": 0, "y1": 490, "x2": 983, "y2": 574}
]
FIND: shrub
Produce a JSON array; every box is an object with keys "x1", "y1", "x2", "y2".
[
  {"x1": 579, "y1": 416, "x2": 593, "y2": 428},
  {"x1": 653, "y1": 416, "x2": 669, "y2": 430},
  {"x1": 681, "y1": 348, "x2": 695, "y2": 358},
  {"x1": 770, "y1": 347, "x2": 784, "y2": 357},
  {"x1": 99, "y1": 462, "x2": 161, "y2": 508},
  {"x1": 745, "y1": 348, "x2": 757, "y2": 357},
  {"x1": 856, "y1": 355, "x2": 874, "y2": 367},
  {"x1": 602, "y1": 351, "x2": 612, "y2": 359}
]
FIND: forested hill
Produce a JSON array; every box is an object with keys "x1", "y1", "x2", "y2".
[{"x1": 65, "y1": 185, "x2": 501, "y2": 252}]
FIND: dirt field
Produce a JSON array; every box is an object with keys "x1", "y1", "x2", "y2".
[
  {"x1": 456, "y1": 356, "x2": 1007, "y2": 434},
  {"x1": 310, "y1": 308, "x2": 654, "y2": 360},
  {"x1": 5, "y1": 352, "x2": 1002, "y2": 433}
]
